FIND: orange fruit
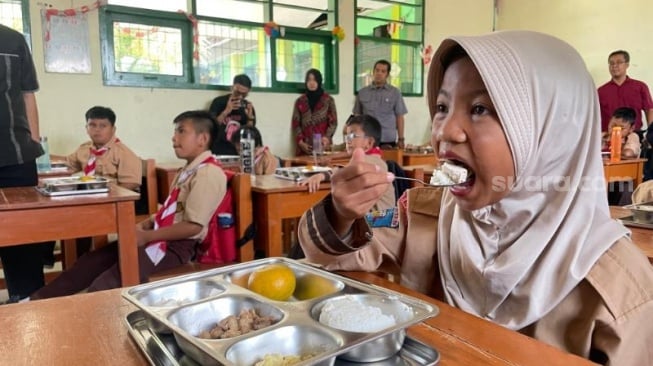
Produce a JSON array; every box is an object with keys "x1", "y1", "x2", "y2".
[
  {"x1": 293, "y1": 274, "x2": 339, "y2": 300},
  {"x1": 247, "y1": 264, "x2": 296, "y2": 301}
]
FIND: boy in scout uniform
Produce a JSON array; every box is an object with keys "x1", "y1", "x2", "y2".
[
  {"x1": 65, "y1": 106, "x2": 141, "y2": 191},
  {"x1": 30, "y1": 110, "x2": 227, "y2": 299}
]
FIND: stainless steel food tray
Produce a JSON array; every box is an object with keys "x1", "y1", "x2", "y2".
[
  {"x1": 274, "y1": 167, "x2": 331, "y2": 182},
  {"x1": 125, "y1": 310, "x2": 440, "y2": 366},
  {"x1": 35, "y1": 186, "x2": 109, "y2": 196},
  {"x1": 214, "y1": 155, "x2": 240, "y2": 165},
  {"x1": 122, "y1": 258, "x2": 439, "y2": 366},
  {"x1": 618, "y1": 215, "x2": 653, "y2": 230},
  {"x1": 36, "y1": 176, "x2": 110, "y2": 196}
]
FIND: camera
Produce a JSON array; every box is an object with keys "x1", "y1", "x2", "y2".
[{"x1": 240, "y1": 99, "x2": 247, "y2": 109}]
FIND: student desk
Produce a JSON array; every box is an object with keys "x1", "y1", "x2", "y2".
[
  {"x1": 402, "y1": 152, "x2": 438, "y2": 166},
  {"x1": 282, "y1": 153, "x2": 350, "y2": 167},
  {"x1": 0, "y1": 185, "x2": 140, "y2": 286},
  {"x1": 251, "y1": 175, "x2": 330, "y2": 257},
  {"x1": 0, "y1": 272, "x2": 595, "y2": 366},
  {"x1": 603, "y1": 158, "x2": 647, "y2": 187},
  {"x1": 610, "y1": 206, "x2": 653, "y2": 264}
]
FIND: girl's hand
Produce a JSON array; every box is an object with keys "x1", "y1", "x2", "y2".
[{"x1": 328, "y1": 148, "x2": 394, "y2": 235}]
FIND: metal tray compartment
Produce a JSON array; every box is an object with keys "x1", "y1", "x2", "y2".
[
  {"x1": 624, "y1": 202, "x2": 653, "y2": 224},
  {"x1": 167, "y1": 295, "x2": 284, "y2": 338},
  {"x1": 274, "y1": 166, "x2": 332, "y2": 182},
  {"x1": 225, "y1": 325, "x2": 340, "y2": 366},
  {"x1": 125, "y1": 310, "x2": 440, "y2": 366},
  {"x1": 122, "y1": 258, "x2": 439, "y2": 366}
]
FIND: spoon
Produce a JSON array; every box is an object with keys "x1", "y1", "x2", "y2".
[
  {"x1": 393, "y1": 175, "x2": 468, "y2": 187},
  {"x1": 395, "y1": 163, "x2": 472, "y2": 187}
]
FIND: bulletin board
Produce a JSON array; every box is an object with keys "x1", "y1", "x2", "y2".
[{"x1": 41, "y1": 9, "x2": 92, "y2": 74}]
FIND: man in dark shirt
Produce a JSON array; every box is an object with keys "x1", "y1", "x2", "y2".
[
  {"x1": 0, "y1": 24, "x2": 51, "y2": 302},
  {"x1": 208, "y1": 74, "x2": 256, "y2": 155}
]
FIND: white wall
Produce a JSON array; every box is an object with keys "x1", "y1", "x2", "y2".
[
  {"x1": 30, "y1": 0, "x2": 494, "y2": 163},
  {"x1": 496, "y1": 0, "x2": 653, "y2": 94}
]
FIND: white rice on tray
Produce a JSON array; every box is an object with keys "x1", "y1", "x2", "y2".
[{"x1": 318, "y1": 296, "x2": 396, "y2": 332}]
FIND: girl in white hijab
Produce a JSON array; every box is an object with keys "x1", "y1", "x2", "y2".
[{"x1": 298, "y1": 30, "x2": 653, "y2": 365}]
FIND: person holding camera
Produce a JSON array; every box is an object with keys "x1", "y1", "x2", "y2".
[{"x1": 209, "y1": 74, "x2": 257, "y2": 155}]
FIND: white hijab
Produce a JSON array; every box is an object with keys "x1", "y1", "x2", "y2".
[{"x1": 432, "y1": 31, "x2": 629, "y2": 330}]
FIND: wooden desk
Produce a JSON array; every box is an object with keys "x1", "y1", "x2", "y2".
[
  {"x1": 603, "y1": 158, "x2": 646, "y2": 187},
  {"x1": 251, "y1": 175, "x2": 330, "y2": 257},
  {"x1": 403, "y1": 152, "x2": 437, "y2": 166},
  {"x1": 0, "y1": 185, "x2": 140, "y2": 286},
  {"x1": 0, "y1": 273, "x2": 594, "y2": 365},
  {"x1": 283, "y1": 153, "x2": 350, "y2": 167},
  {"x1": 610, "y1": 206, "x2": 653, "y2": 264}
]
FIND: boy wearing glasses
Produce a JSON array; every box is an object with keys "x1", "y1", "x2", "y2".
[
  {"x1": 65, "y1": 106, "x2": 141, "y2": 191},
  {"x1": 301, "y1": 115, "x2": 395, "y2": 209}
]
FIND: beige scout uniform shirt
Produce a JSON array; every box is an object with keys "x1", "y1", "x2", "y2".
[
  {"x1": 66, "y1": 136, "x2": 142, "y2": 187},
  {"x1": 623, "y1": 132, "x2": 641, "y2": 157},
  {"x1": 165, "y1": 151, "x2": 227, "y2": 242},
  {"x1": 298, "y1": 188, "x2": 653, "y2": 365}
]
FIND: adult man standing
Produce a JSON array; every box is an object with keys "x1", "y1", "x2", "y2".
[
  {"x1": 598, "y1": 50, "x2": 653, "y2": 132},
  {"x1": 0, "y1": 24, "x2": 50, "y2": 302},
  {"x1": 208, "y1": 74, "x2": 256, "y2": 155},
  {"x1": 353, "y1": 60, "x2": 408, "y2": 148}
]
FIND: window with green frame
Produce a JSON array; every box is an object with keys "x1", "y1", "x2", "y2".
[
  {"x1": 101, "y1": 0, "x2": 338, "y2": 92},
  {"x1": 355, "y1": 0, "x2": 423, "y2": 96},
  {"x1": 0, "y1": 0, "x2": 30, "y2": 42}
]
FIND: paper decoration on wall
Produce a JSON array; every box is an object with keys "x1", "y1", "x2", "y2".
[
  {"x1": 420, "y1": 45, "x2": 433, "y2": 65},
  {"x1": 264, "y1": 22, "x2": 284, "y2": 38},
  {"x1": 177, "y1": 10, "x2": 199, "y2": 67},
  {"x1": 386, "y1": 20, "x2": 404, "y2": 38},
  {"x1": 41, "y1": 1, "x2": 106, "y2": 73},
  {"x1": 332, "y1": 26, "x2": 345, "y2": 42}
]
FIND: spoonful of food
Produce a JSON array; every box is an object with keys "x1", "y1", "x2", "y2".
[{"x1": 395, "y1": 161, "x2": 472, "y2": 187}]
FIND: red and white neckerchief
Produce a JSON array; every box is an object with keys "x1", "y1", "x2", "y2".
[
  {"x1": 366, "y1": 146, "x2": 382, "y2": 157},
  {"x1": 83, "y1": 138, "x2": 119, "y2": 176},
  {"x1": 145, "y1": 155, "x2": 219, "y2": 265}
]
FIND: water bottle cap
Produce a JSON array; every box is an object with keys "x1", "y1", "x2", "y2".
[{"x1": 40, "y1": 136, "x2": 48, "y2": 142}]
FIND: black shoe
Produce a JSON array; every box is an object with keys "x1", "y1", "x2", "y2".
[{"x1": 2, "y1": 295, "x2": 22, "y2": 305}]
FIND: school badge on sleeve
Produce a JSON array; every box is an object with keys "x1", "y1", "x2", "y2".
[{"x1": 365, "y1": 207, "x2": 399, "y2": 228}]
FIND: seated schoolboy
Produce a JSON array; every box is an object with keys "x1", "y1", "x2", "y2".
[
  {"x1": 297, "y1": 31, "x2": 653, "y2": 364},
  {"x1": 30, "y1": 110, "x2": 227, "y2": 299},
  {"x1": 603, "y1": 107, "x2": 641, "y2": 205},
  {"x1": 230, "y1": 125, "x2": 278, "y2": 175},
  {"x1": 601, "y1": 107, "x2": 641, "y2": 158},
  {"x1": 66, "y1": 106, "x2": 141, "y2": 191},
  {"x1": 299, "y1": 115, "x2": 395, "y2": 209}
]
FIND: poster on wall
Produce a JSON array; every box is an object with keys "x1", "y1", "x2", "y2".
[{"x1": 41, "y1": 9, "x2": 92, "y2": 74}]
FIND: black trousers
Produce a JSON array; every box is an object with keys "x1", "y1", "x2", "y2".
[{"x1": 0, "y1": 160, "x2": 51, "y2": 299}]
